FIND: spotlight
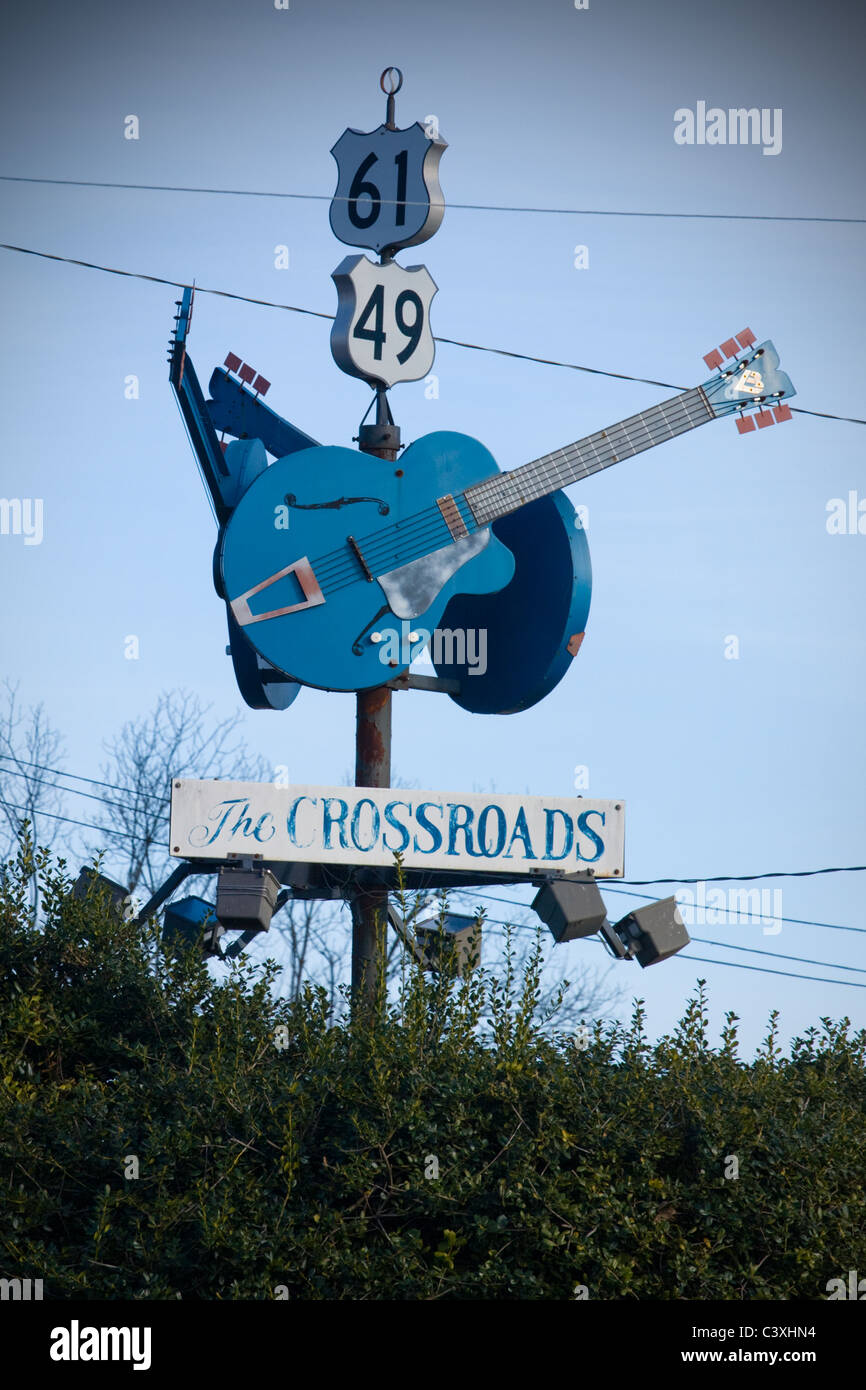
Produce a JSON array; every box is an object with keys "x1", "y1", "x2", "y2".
[
  {"x1": 163, "y1": 896, "x2": 224, "y2": 957},
  {"x1": 531, "y1": 878, "x2": 608, "y2": 942},
  {"x1": 415, "y1": 911, "x2": 482, "y2": 976},
  {"x1": 613, "y1": 897, "x2": 690, "y2": 968},
  {"x1": 72, "y1": 868, "x2": 134, "y2": 920},
  {"x1": 216, "y1": 865, "x2": 281, "y2": 934}
]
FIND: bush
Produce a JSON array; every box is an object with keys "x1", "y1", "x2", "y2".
[{"x1": 1, "y1": 848, "x2": 864, "y2": 1300}]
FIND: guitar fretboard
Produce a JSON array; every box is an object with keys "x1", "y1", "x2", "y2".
[{"x1": 463, "y1": 387, "x2": 714, "y2": 527}]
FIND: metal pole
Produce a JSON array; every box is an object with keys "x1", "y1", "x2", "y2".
[
  {"x1": 132, "y1": 860, "x2": 201, "y2": 927},
  {"x1": 351, "y1": 387, "x2": 400, "y2": 1015}
]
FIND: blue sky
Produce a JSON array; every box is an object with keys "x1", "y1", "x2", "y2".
[{"x1": 1, "y1": 0, "x2": 864, "y2": 1053}]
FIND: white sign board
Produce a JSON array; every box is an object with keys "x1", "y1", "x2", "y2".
[
  {"x1": 329, "y1": 121, "x2": 446, "y2": 255},
  {"x1": 169, "y1": 780, "x2": 625, "y2": 878},
  {"x1": 330, "y1": 255, "x2": 437, "y2": 387}
]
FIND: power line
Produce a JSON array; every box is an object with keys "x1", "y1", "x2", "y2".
[
  {"x1": 601, "y1": 882, "x2": 866, "y2": 934},
  {"x1": 464, "y1": 914, "x2": 866, "y2": 990},
  {"x1": 1, "y1": 801, "x2": 137, "y2": 841},
  {"x1": 462, "y1": 905, "x2": 866, "y2": 990},
  {"x1": 444, "y1": 886, "x2": 866, "y2": 983},
  {"x1": 0, "y1": 764, "x2": 169, "y2": 820},
  {"x1": 674, "y1": 953, "x2": 866, "y2": 989},
  {"x1": 0, "y1": 243, "x2": 334, "y2": 321},
  {"x1": 2, "y1": 173, "x2": 863, "y2": 225},
  {"x1": 475, "y1": 906, "x2": 866, "y2": 974},
  {"x1": 620, "y1": 866, "x2": 866, "y2": 885},
  {"x1": 468, "y1": 899, "x2": 866, "y2": 974},
  {"x1": 0, "y1": 752, "x2": 168, "y2": 805},
  {"x1": 1, "y1": 242, "x2": 863, "y2": 427},
  {"x1": 458, "y1": 886, "x2": 866, "y2": 935},
  {"x1": 461, "y1": 900, "x2": 866, "y2": 989},
  {"x1": 689, "y1": 936, "x2": 866, "y2": 976}
]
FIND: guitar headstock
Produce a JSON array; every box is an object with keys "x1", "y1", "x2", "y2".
[{"x1": 700, "y1": 329, "x2": 796, "y2": 433}]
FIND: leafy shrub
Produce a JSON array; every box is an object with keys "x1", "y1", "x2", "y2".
[{"x1": 1, "y1": 848, "x2": 864, "y2": 1300}]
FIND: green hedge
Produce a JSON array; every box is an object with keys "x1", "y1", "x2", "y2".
[{"x1": 1, "y1": 849, "x2": 864, "y2": 1300}]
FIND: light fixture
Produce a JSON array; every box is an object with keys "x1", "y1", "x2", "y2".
[
  {"x1": 216, "y1": 864, "x2": 281, "y2": 934},
  {"x1": 162, "y1": 896, "x2": 224, "y2": 957},
  {"x1": 413, "y1": 910, "x2": 482, "y2": 976},
  {"x1": 612, "y1": 897, "x2": 690, "y2": 967},
  {"x1": 72, "y1": 868, "x2": 134, "y2": 920},
  {"x1": 531, "y1": 878, "x2": 609, "y2": 942}
]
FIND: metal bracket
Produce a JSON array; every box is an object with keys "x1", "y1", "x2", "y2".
[
  {"x1": 355, "y1": 383, "x2": 402, "y2": 453},
  {"x1": 385, "y1": 672, "x2": 461, "y2": 694}
]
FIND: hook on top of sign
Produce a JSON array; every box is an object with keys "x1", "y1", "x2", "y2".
[{"x1": 380, "y1": 66, "x2": 403, "y2": 128}]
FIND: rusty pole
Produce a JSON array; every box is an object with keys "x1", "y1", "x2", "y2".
[{"x1": 351, "y1": 389, "x2": 400, "y2": 1015}]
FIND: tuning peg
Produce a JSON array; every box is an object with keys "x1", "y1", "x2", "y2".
[
  {"x1": 705, "y1": 330, "x2": 758, "y2": 371},
  {"x1": 773, "y1": 404, "x2": 792, "y2": 423},
  {"x1": 238, "y1": 363, "x2": 256, "y2": 386},
  {"x1": 735, "y1": 415, "x2": 756, "y2": 434},
  {"x1": 252, "y1": 375, "x2": 271, "y2": 397},
  {"x1": 224, "y1": 352, "x2": 242, "y2": 374}
]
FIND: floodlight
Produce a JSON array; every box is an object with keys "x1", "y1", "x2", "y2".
[
  {"x1": 163, "y1": 896, "x2": 224, "y2": 957},
  {"x1": 532, "y1": 878, "x2": 608, "y2": 943},
  {"x1": 72, "y1": 868, "x2": 133, "y2": 920},
  {"x1": 216, "y1": 865, "x2": 281, "y2": 934},
  {"x1": 613, "y1": 897, "x2": 690, "y2": 968},
  {"x1": 415, "y1": 911, "x2": 482, "y2": 976}
]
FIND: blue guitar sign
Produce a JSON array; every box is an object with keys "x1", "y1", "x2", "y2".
[{"x1": 217, "y1": 336, "x2": 797, "y2": 694}]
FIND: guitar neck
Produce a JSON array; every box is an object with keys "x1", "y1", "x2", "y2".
[{"x1": 463, "y1": 385, "x2": 715, "y2": 527}]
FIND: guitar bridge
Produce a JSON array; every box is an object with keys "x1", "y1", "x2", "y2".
[{"x1": 347, "y1": 534, "x2": 374, "y2": 582}]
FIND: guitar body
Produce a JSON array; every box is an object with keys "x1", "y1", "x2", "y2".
[
  {"x1": 218, "y1": 432, "x2": 517, "y2": 692},
  {"x1": 224, "y1": 605, "x2": 301, "y2": 710},
  {"x1": 436, "y1": 489, "x2": 592, "y2": 714}
]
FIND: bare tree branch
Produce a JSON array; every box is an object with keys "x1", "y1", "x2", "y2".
[
  {"x1": 0, "y1": 680, "x2": 66, "y2": 907},
  {"x1": 92, "y1": 689, "x2": 268, "y2": 894}
]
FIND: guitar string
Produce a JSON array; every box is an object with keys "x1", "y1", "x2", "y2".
[
  {"x1": 336, "y1": 393, "x2": 706, "y2": 579},
  {"x1": 310, "y1": 392, "x2": 707, "y2": 597},
  {"x1": 309, "y1": 389, "x2": 706, "y2": 591},
  {"x1": 308, "y1": 393, "x2": 704, "y2": 594},
  {"x1": 301, "y1": 390, "x2": 704, "y2": 582},
  {"x1": 315, "y1": 393, "x2": 709, "y2": 596},
  {"x1": 468, "y1": 389, "x2": 710, "y2": 524},
  {"x1": 310, "y1": 393, "x2": 707, "y2": 595}
]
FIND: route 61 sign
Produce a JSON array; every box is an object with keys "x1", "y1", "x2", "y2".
[
  {"x1": 329, "y1": 122, "x2": 446, "y2": 255},
  {"x1": 330, "y1": 254, "x2": 437, "y2": 387}
]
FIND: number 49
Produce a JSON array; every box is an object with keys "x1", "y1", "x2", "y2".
[{"x1": 353, "y1": 285, "x2": 424, "y2": 364}]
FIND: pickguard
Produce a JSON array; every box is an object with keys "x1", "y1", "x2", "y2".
[{"x1": 377, "y1": 529, "x2": 490, "y2": 620}]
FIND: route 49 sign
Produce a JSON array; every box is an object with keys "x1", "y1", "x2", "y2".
[
  {"x1": 331, "y1": 254, "x2": 438, "y2": 387},
  {"x1": 329, "y1": 121, "x2": 446, "y2": 255}
]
